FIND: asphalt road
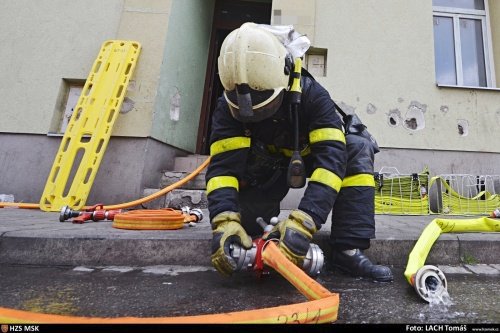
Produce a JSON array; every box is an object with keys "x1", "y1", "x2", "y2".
[{"x1": 0, "y1": 264, "x2": 498, "y2": 324}]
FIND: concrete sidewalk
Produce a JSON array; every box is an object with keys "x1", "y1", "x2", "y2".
[{"x1": 0, "y1": 208, "x2": 498, "y2": 268}]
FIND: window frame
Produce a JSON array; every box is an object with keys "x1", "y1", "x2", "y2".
[{"x1": 433, "y1": 1, "x2": 496, "y2": 88}]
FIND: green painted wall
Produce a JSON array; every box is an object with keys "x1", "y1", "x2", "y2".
[{"x1": 152, "y1": 0, "x2": 215, "y2": 152}]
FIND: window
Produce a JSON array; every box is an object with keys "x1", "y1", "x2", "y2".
[
  {"x1": 305, "y1": 48, "x2": 328, "y2": 77},
  {"x1": 60, "y1": 83, "x2": 84, "y2": 133},
  {"x1": 432, "y1": 0, "x2": 495, "y2": 87}
]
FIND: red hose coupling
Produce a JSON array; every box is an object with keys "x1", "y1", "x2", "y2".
[{"x1": 92, "y1": 210, "x2": 107, "y2": 221}]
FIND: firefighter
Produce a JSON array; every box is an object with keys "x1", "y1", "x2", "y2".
[{"x1": 206, "y1": 23, "x2": 393, "y2": 282}]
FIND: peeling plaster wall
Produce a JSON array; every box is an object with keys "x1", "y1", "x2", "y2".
[
  {"x1": 314, "y1": 0, "x2": 500, "y2": 154},
  {"x1": 151, "y1": 0, "x2": 215, "y2": 153}
]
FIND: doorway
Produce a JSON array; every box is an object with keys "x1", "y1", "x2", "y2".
[{"x1": 196, "y1": 0, "x2": 272, "y2": 154}]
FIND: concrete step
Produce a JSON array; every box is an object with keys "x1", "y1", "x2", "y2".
[
  {"x1": 161, "y1": 171, "x2": 206, "y2": 190},
  {"x1": 173, "y1": 155, "x2": 209, "y2": 173},
  {"x1": 155, "y1": 154, "x2": 303, "y2": 210},
  {"x1": 161, "y1": 154, "x2": 209, "y2": 191},
  {"x1": 141, "y1": 188, "x2": 207, "y2": 210},
  {"x1": 157, "y1": 153, "x2": 305, "y2": 210},
  {"x1": 141, "y1": 155, "x2": 210, "y2": 210}
]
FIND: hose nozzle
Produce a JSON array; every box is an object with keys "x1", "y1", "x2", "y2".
[
  {"x1": 413, "y1": 265, "x2": 448, "y2": 303},
  {"x1": 59, "y1": 206, "x2": 81, "y2": 222}
]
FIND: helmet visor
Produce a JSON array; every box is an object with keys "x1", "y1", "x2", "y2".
[{"x1": 224, "y1": 88, "x2": 284, "y2": 123}]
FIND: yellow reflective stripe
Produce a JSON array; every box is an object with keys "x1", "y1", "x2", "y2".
[
  {"x1": 210, "y1": 137, "x2": 250, "y2": 156},
  {"x1": 342, "y1": 174, "x2": 375, "y2": 188},
  {"x1": 266, "y1": 145, "x2": 311, "y2": 157},
  {"x1": 310, "y1": 168, "x2": 342, "y2": 192},
  {"x1": 267, "y1": 145, "x2": 278, "y2": 153},
  {"x1": 281, "y1": 146, "x2": 311, "y2": 157},
  {"x1": 206, "y1": 176, "x2": 239, "y2": 195},
  {"x1": 309, "y1": 128, "x2": 346, "y2": 145}
]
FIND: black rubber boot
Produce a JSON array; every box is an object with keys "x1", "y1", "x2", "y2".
[{"x1": 331, "y1": 249, "x2": 393, "y2": 282}]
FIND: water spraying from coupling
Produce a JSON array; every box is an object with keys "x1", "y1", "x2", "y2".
[{"x1": 413, "y1": 265, "x2": 448, "y2": 303}]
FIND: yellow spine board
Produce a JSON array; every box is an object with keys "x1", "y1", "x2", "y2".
[{"x1": 40, "y1": 40, "x2": 141, "y2": 212}]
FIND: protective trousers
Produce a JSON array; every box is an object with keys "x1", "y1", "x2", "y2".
[
  {"x1": 239, "y1": 134, "x2": 376, "y2": 250},
  {"x1": 329, "y1": 134, "x2": 375, "y2": 251}
]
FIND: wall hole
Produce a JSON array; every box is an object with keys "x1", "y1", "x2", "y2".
[
  {"x1": 457, "y1": 119, "x2": 469, "y2": 137},
  {"x1": 403, "y1": 102, "x2": 426, "y2": 131},
  {"x1": 387, "y1": 109, "x2": 401, "y2": 127}
]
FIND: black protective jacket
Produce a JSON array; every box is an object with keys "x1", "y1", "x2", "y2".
[{"x1": 206, "y1": 72, "x2": 347, "y2": 228}]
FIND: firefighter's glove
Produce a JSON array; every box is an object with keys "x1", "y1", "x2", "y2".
[
  {"x1": 263, "y1": 210, "x2": 317, "y2": 266},
  {"x1": 211, "y1": 211, "x2": 252, "y2": 276}
]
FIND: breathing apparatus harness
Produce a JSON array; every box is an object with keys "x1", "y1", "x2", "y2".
[
  {"x1": 241, "y1": 56, "x2": 306, "y2": 191},
  {"x1": 243, "y1": 57, "x2": 380, "y2": 191},
  {"x1": 285, "y1": 56, "x2": 381, "y2": 189},
  {"x1": 287, "y1": 57, "x2": 307, "y2": 188},
  {"x1": 333, "y1": 104, "x2": 380, "y2": 154}
]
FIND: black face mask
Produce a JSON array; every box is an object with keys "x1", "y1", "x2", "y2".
[{"x1": 224, "y1": 86, "x2": 285, "y2": 123}]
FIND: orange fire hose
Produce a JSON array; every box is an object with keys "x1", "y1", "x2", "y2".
[
  {"x1": 0, "y1": 242, "x2": 339, "y2": 324},
  {"x1": 112, "y1": 208, "x2": 193, "y2": 230},
  {"x1": 0, "y1": 157, "x2": 211, "y2": 211},
  {"x1": 0, "y1": 156, "x2": 340, "y2": 322}
]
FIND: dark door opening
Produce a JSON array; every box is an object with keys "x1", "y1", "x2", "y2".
[{"x1": 196, "y1": 0, "x2": 272, "y2": 155}]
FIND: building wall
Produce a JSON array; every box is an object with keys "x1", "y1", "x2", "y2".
[
  {"x1": 0, "y1": 134, "x2": 178, "y2": 204},
  {"x1": 0, "y1": 0, "x2": 172, "y2": 137},
  {"x1": 0, "y1": 0, "x2": 124, "y2": 134},
  {"x1": 0, "y1": 0, "x2": 183, "y2": 203},
  {"x1": 271, "y1": 0, "x2": 316, "y2": 44},
  {"x1": 490, "y1": 0, "x2": 500, "y2": 84},
  {"x1": 310, "y1": 0, "x2": 500, "y2": 174},
  {"x1": 151, "y1": 0, "x2": 215, "y2": 153},
  {"x1": 112, "y1": 0, "x2": 173, "y2": 137},
  {"x1": 1, "y1": 0, "x2": 500, "y2": 204}
]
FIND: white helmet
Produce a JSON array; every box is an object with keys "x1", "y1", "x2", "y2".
[{"x1": 218, "y1": 22, "x2": 291, "y2": 122}]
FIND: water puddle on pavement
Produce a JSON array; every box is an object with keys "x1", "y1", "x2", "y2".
[
  {"x1": 417, "y1": 289, "x2": 470, "y2": 322},
  {"x1": 21, "y1": 287, "x2": 79, "y2": 316}
]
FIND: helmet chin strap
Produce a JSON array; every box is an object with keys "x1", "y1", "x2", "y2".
[
  {"x1": 236, "y1": 84, "x2": 254, "y2": 118},
  {"x1": 287, "y1": 57, "x2": 306, "y2": 189}
]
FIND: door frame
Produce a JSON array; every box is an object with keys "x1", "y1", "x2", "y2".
[{"x1": 196, "y1": 0, "x2": 272, "y2": 154}]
